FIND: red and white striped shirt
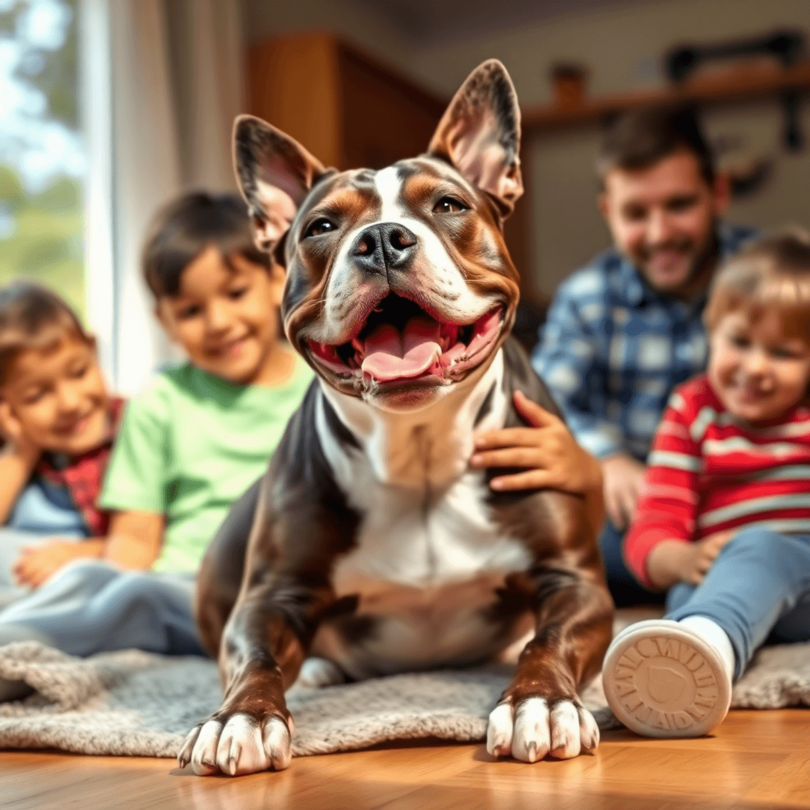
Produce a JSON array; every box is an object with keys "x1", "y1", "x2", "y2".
[{"x1": 625, "y1": 375, "x2": 810, "y2": 587}]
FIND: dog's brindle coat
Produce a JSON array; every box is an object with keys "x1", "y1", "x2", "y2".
[{"x1": 180, "y1": 60, "x2": 613, "y2": 777}]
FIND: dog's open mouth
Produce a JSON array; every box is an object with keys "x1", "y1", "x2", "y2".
[{"x1": 307, "y1": 295, "x2": 503, "y2": 385}]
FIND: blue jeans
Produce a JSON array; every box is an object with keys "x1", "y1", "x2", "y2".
[
  {"x1": 666, "y1": 527, "x2": 810, "y2": 679},
  {"x1": 0, "y1": 558, "x2": 206, "y2": 658},
  {"x1": 600, "y1": 521, "x2": 665, "y2": 608}
]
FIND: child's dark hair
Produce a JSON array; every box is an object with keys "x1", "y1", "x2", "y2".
[
  {"x1": 142, "y1": 192, "x2": 271, "y2": 298},
  {"x1": 0, "y1": 280, "x2": 92, "y2": 386},
  {"x1": 705, "y1": 228, "x2": 810, "y2": 342},
  {"x1": 597, "y1": 104, "x2": 715, "y2": 187}
]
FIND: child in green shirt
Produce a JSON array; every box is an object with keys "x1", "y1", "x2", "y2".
[{"x1": 0, "y1": 193, "x2": 313, "y2": 687}]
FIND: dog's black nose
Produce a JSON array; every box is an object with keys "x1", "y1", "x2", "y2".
[{"x1": 351, "y1": 223, "x2": 417, "y2": 276}]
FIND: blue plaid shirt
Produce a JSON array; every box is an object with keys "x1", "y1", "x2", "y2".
[{"x1": 532, "y1": 223, "x2": 758, "y2": 461}]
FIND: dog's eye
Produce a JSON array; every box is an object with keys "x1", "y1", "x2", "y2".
[
  {"x1": 432, "y1": 196, "x2": 468, "y2": 215},
  {"x1": 305, "y1": 218, "x2": 336, "y2": 238}
]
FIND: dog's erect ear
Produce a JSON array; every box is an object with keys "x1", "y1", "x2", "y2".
[
  {"x1": 428, "y1": 60, "x2": 523, "y2": 218},
  {"x1": 233, "y1": 115, "x2": 326, "y2": 252}
]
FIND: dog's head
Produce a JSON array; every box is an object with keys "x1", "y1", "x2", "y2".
[{"x1": 234, "y1": 60, "x2": 523, "y2": 411}]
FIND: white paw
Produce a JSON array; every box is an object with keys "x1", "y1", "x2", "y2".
[
  {"x1": 293, "y1": 657, "x2": 345, "y2": 688},
  {"x1": 486, "y1": 698, "x2": 599, "y2": 762},
  {"x1": 178, "y1": 713, "x2": 293, "y2": 776}
]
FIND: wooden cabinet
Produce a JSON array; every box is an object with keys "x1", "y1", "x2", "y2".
[{"x1": 246, "y1": 33, "x2": 446, "y2": 171}]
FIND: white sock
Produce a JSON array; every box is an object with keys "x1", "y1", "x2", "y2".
[{"x1": 679, "y1": 615, "x2": 736, "y2": 683}]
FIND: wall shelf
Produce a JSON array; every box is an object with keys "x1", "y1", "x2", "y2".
[{"x1": 522, "y1": 60, "x2": 810, "y2": 133}]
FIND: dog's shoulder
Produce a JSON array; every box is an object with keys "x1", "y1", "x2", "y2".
[
  {"x1": 268, "y1": 379, "x2": 355, "y2": 505},
  {"x1": 499, "y1": 336, "x2": 564, "y2": 424}
]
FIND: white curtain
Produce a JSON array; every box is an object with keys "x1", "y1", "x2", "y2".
[{"x1": 81, "y1": 0, "x2": 245, "y2": 395}]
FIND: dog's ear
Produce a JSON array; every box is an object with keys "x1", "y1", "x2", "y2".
[
  {"x1": 428, "y1": 60, "x2": 523, "y2": 218},
  {"x1": 233, "y1": 115, "x2": 326, "y2": 252}
]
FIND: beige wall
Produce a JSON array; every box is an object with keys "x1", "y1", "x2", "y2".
[
  {"x1": 404, "y1": 0, "x2": 810, "y2": 101},
  {"x1": 242, "y1": 0, "x2": 810, "y2": 297}
]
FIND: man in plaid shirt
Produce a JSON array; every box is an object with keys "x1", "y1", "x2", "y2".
[{"x1": 533, "y1": 105, "x2": 757, "y2": 606}]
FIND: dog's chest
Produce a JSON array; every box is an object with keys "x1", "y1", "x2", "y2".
[
  {"x1": 316, "y1": 354, "x2": 529, "y2": 600},
  {"x1": 311, "y1": 354, "x2": 534, "y2": 673},
  {"x1": 320, "y1": 471, "x2": 533, "y2": 676},
  {"x1": 333, "y1": 471, "x2": 531, "y2": 599}
]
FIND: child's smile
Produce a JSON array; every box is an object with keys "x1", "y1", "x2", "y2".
[
  {"x1": 158, "y1": 246, "x2": 287, "y2": 386},
  {"x1": 0, "y1": 336, "x2": 109, "y2": 456},
  {"x1": 708, "y1": 309, "x2": 810, "y2": 423}
]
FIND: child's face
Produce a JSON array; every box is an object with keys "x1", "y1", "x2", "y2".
[
  {"x1": 708, "y1": 308, "x2": 810, "y2": 422},
  {"x1": 157, "y1": 246, "x2": 285, "y2": 385},
  {"x1": 0, "y1": 335, "x2": 110, "y2": 456}
]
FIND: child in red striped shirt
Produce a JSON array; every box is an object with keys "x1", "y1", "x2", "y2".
[{"x1": 603, "y1": 230, "x2": 810, "y2": 738}]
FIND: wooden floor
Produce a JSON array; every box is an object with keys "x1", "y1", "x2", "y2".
[{"x1": 2, "y1": 709, "x2": 809, "y2": 809}]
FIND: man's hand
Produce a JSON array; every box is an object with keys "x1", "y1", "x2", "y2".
[
  {"x1": 13, "y1": 539, "x2": 104, "y2": 589},
  {"x1": 646, "y1": 530, "x2": 735, "y2": 589},
  {"x1": 600, "y1": 454, "x2": 645, "y2": 530},
  {"x1": 470, "y1": 391, "x2": 602, "y2": 496}
]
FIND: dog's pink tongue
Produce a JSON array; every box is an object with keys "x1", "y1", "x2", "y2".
[{"x1": 362, "y1": 317, "x2": 441, "y2": 382}]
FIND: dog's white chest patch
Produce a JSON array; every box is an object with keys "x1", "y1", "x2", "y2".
[
  {"x1": 311, "y1": 352, "x2": 532, "y2": 675},
  {"x1": 317, "y1": 470, "x2": 532, "y2": 676},
  {"x1": 334, "y1": 471, "x2": 530, "y2": 594}
]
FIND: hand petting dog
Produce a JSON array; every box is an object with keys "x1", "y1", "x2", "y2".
[
  {"x1": 471, "y1": 391, "x2": 605, "y2": 537},
  {"x1": 472, "y1": 391, "x2": 602, "y2": 495}
]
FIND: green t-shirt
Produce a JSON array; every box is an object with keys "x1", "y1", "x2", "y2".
[{"x1": 99, "y1": 356, "x2": 314, "y2": 573}]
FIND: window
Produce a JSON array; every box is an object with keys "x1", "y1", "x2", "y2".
[{"x1": 0, "y1": 0, "x2": 84, "y2": 317}]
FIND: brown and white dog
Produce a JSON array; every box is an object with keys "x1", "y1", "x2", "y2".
[{"x1": 179, "y1": 60, "x2": 613, "y2": 777}]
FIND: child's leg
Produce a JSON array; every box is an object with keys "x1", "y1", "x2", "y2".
[
  {"x1": 599, "y1": 521, "x2": 666, "y2": 608},
  {"x1": 666, "y1": 528, "x2": 810, "y2": 677},
  {"x1": 603, "y1": 527, "x2": 810, "y2": 737},
  {"x1": 0, "y1": 559, "x2": 205, "y2": 658},
  {"x1": 665, "y1": 581, "x2": 696, "y2": 613},
  {"x1": 769, "y1": 590, "x2": 810, "y2": 644}
]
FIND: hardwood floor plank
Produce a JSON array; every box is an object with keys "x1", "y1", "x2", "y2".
[
  {"x1": 744, "y1": 748, "x2": 810, "y2": 808},
  {"x1": 1, "y1": 709, "x2": 809, "y2": 810}
]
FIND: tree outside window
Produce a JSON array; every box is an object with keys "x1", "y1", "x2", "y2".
[{"x1": 0, "y1": 0, "x2": 84, "y2": 317}]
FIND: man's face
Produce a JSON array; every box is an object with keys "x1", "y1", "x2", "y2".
[{"x1": 599, "y1": 150, "x2": 728, "y2": 299}]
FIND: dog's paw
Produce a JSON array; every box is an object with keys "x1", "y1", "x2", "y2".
[
  {"x1": 293, "y1": 657, "x2": 346, "y2": 689},
  {"x1": 177, "y1": 713, "x2": 294, "y2": 777},
  {"x1": 486, "y1": 698, "x2": 599, "y2": 762}
]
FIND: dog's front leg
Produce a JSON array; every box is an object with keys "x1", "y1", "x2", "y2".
[
  {"x1": 488, "y1": 567, "x2": 613, "y2": 762},
  {"x1": 179, "y1": 577, "x2": 333, "y2": 777}
]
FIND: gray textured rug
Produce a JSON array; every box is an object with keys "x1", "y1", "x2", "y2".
[{"x1": 0, "y1": 635, "x2": 808, "y2": 759}]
